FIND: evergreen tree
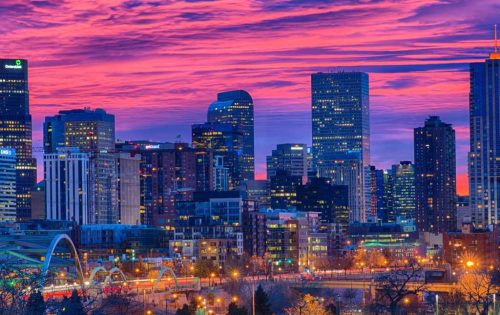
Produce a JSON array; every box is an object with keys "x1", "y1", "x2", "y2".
[
  {"x1": 254, "y1": 285, "x2": 272, "y2": 315},
  {"x1": 227, "y1": 302, "x2": 248, "y2": 315},
  {"x1": 60, "y1": 289, "x2": 85, "y2": 315},
  {"x1": 26, "y1": 291, "x2": 45, "y2": 315},
  {"x1": 176, "y1": 304, "x2": 192, "y2": 315}
]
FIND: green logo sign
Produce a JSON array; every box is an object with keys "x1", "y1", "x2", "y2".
[{"x1": 5, "y1": 59, "x2": 23, "y2": 70}]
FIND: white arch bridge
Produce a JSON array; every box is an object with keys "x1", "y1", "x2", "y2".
[{"x1": 0, "y1": 233, "x2": 200, "y2": 294}]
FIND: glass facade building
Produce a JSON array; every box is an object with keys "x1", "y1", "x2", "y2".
[
  {"x1": 0, "y1": 59, "x2": 36, "y2": 220},
  {"x1": 311, "y1": 72, "x2": 370, "y2": 167},
  {"x1": 414, "y1": 116, "x2": 456, "y2": 233},
  {"x1": 391, "y1": 161, "x2": 416, "y2": 221},
  {"x1": 468, "y1": 51, "x2": 500, "y2": 227},
  {"x1": 266, "y1": 143, "x2": 308, "y2": 183},
  {"x1": 192, "y1": 122, "x2": 244, "y2": 189},
  {"x1": 207, "y1": 90, "x2": 254, "y2": 181},
  {"x1": 44, "y1": 108, "x2": 117, "y2": 224},
  {"x1": 0, "y1": 148, "x2": 17, "y2": 221},
  {"x1": 311, "y1": 72, "x2": 370, "y2": 223}
]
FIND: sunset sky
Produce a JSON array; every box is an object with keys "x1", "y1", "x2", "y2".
[{"x1": 2, "y1": 0, "x2": 499, "y2": 195}]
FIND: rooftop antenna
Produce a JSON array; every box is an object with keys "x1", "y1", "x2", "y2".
[{"x1": 495, "y1": 24, "x2": 498, "y2": 53}]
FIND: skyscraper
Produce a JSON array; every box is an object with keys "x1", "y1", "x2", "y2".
[
  {"x1": 311, "y1": 72, "x2": 370, "y2": 222},
  {"x1": 414, "y1": 116, "x2": 456, "y2": 233},
  {"x1": 311, "y1": 72, "x2": 370, "y2": 167},
  {"x1": 391, "y1": 161, "x2": 416, "y2": 221},
  {"x1": 192, "y1": 122, "x2": 243, "y2": 189},
  {"x1": 207, "y1": 90, "x2": 254, "y2": 181},
  {"x1": 44, "y1": 148, "x2": 92, "y2": 225},
  {"x1": 0, "y1": 148, "x2": 16, "y2": 221},
  {"x1": 468, "y1": 46, "x2": 500, "y2": 227},
  {"x1": 267, "y1": 143, "x2": 308, "y2": 183},
  {"x1": 44, "y1": 108, "x2": 117, "y2": 224},
  {"x1": 0, "y1": 59, "x2": 36, "y2": 220}
]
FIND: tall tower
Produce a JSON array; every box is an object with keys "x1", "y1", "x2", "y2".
[
  {"x1": 391, "y1": 161, "x2": 416, "y2": 221},
  {"x1": 0, "y1": 59, "x2": 36, "y2": 220},
  {"x1": 468, "y1": 28, "x2": 500, "y2": 227},
  {"x1": 44, "y1": 108, "x2": 117, "y2": 224},
  {"x1": 414, "y1": 116, "x2": 456, "y2": 233},
  {"x1": 311, "y1": 72, "x2": 370, "y2": 222},
  {"x1": 207, "y1": 90, "x2": 254, "y2": 181}
]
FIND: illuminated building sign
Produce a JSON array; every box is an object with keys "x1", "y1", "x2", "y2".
[
  {"x1": 291, "y1": 146, "x2": 304, "y2": 150},
  {"x1": 0, "y1": 148, "x2": 15, "y2": 156},
  {"x1": 144, "y1": 144, "x2": 160, "y2": 150},
  {"x1": 4, "y1": 60, "x2": 22, "y2": 70}
]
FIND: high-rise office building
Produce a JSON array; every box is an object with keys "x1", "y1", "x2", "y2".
[
  {"x1": 311, "y1": 72, "x2": 370, "y2": 167},
  {"x1": 319, "y1": 158, "x2": 366, "y2": 223},
  {"x1": 468, "y1": 47, "x2": 500, "y2": 227},
  {"x1": 311, "y1": 72, "x2": 370, "y2": 223},
  {"x1": 0, "y1": 59, "x2": 36, "y2": 220},
  {"x1": 116, "y1": 141, "x2": 197, "y2": 227},
  {"x1": 267, "y1": 143, "x2": 308, "y2": 183},
  {"x1": 192, "y1": 122, "x2": 243, "y2": 189},
  {"x1": 207, "y1": 90, "x2": 254, "y2": 181},
  {"x1": 414, "y1": 116, "x2": 456, "y2": 233},
  {"x1": 44, "y1": 108, "x2": 117, "y2": 224},
  {"x1": 0, "y1": 148, "x2": 17, "y2": 221},
  {"x1": 380, "y1": 170, "x2": 395, "y2": 223},
  {"x1": 44, "y1": 148, "x2": 92, "y2": 225},
  {"x1": 116, "y1": 152, "x2": 141, "y2": 225},
  {"x1": 391, "y1": 161, "x2": 416, "y2": 221},
  {"x1": 296, "y1": 177, "x2": 349, "y2": 226}
]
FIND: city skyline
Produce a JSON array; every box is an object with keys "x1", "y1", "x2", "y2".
[{"x1": 2, "y1": 1, "x2": 500, "y2": 195}]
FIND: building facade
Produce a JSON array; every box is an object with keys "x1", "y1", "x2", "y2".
[
  {"x1": 414, "y1": 116, "x2": 456, "y2": 233},
  {"x1": 44, "y1": 108, "x2": 117, "y2": 224},
  {"x1": 116, "y1": 152, "x2": 141, "y2": 225},
  {"x1": 267, "y1": 143, "x2": 308, "y2": 183},
  {"x1": 0, "y1": 59, "x2": 36, "y2": 220},
  {"x1": 468, "y1": 51, "x2": 500, "y2": 227},
  {"x1": 116, "y1": 141, "x2": 196, "y2": 227},
  {"x1": 0, "y1": 148, "x2": 17, "y2": 221},
  {"x1": 270, "y1": 170, "x2": 302, "y2": 210},
  {"x1": 44, "y1": 148, "x2": 92, "y2": 225},
  {"x1": 192, "y1": 122, "x2": 243, "y2": 189},
  {"x1": 391, "y1": 161, "x2": 416, "y2": 221},
  {"x1": 207, "y1": 90, "x2": 254, "y2": 181}
]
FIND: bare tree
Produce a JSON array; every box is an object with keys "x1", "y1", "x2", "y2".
[
  {"x1": 373, "y1": 262, "x2": 427, "y2": 315},
  {"x1": 457, "y1": 269, "x2": 498, "y2": 315}
]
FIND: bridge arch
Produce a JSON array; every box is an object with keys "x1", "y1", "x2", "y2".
[
  {"x1": 88, "y1": 266, "x2": 108, "y2": 285},
  {"x1": 104, "y1": 267, "x2": 127, "y2": 286},
  {"x1": 153, "y1": 267, "x2": 179, "y2": 292},
  {"x1": 40, "y1": 234, "x2": 84, "y2": 289}
]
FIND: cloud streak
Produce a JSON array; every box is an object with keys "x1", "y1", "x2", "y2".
[{"x1": 2, "y1": 0, "x2": 497, "y2": 195}]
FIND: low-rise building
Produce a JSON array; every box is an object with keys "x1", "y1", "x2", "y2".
[{"x1": 443, "y1": 223, "x2": 499, "y2": 268}]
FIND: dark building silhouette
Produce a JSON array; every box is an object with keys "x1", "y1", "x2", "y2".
[
  {"x1": 414, "y1": 116, "x2": 456, "y2": 233},
  {"x1": 296, "y1": 177, "x2": 349, "y2": 226},
  {"x1": 0, "y1": 59, "x2": 36, "y2": 220},
  {"x1": 270, "y1": 169, "x2": 302, "y2": 209}
]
